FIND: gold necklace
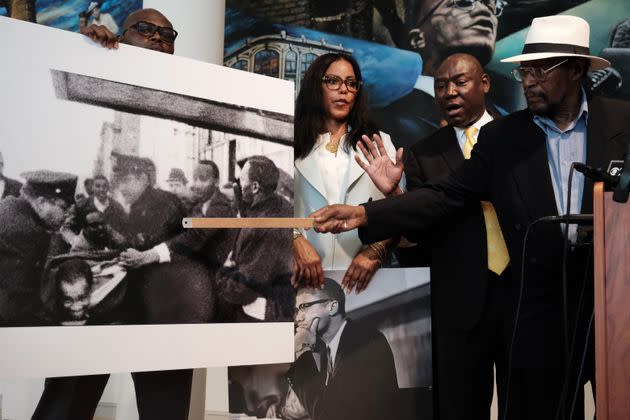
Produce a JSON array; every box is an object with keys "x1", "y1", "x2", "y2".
[
  {"x1": 325, "y1": 137, "x2": 341, "y2": 154},
  {"x1": 325, "y1": 130, "x2": 347, "y2": 154}
]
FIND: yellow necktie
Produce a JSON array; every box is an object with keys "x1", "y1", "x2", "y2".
[{"x1": 464, "y1": 126, "x2": 510, "y2": 275}]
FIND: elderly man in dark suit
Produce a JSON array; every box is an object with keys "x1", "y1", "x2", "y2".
[
  {"x1": 393, "y1": 52, "x2": 509, "y2": 420},
  {"x1": 289, "y1": 278, "x2": 399, "y2": 420},
  {"x1": 0, "y1": 170, "x2": 77, "y2": 326},
  {"x1": 0, "y1": 151, "x2": 23, "y2": 199},
  {"x1": 216, "y1": 155, "x2": 294, "y2": 322},
  {"x1": 312, "y1": 15, "x2": 630, "y2": 420}
]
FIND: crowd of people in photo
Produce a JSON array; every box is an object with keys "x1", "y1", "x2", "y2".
[{"x1": 0, "y1": 150, "x2": 294, "y2": 328}]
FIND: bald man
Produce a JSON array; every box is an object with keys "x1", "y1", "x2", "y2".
[
  {"x1": 81, "y1": 7, "x2": 177, "y2": 54},
  {"x1": 32, "y1": 9, "x2": 191, "y2": 420},
  {"x1": 391, "y1": 54, "x2": 507, "y2": 420}
]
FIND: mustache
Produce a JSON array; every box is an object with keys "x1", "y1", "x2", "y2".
[{"x1": 524, "y1": 87, "x2": 545, "y2": 99}]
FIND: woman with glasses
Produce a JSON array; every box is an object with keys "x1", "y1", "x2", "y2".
[{"x1": 293, "y1": 53, "x2": 402, "y2": 293}]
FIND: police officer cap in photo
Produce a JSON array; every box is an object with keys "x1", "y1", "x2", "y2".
[
  {"x1": 21, "y1": 170, "x2": 78, "y2": 204},
  {"x1": 501, "y1": 15, "x2": 610, "y2": 70}
]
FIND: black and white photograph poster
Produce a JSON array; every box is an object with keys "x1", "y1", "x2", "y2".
[
  {"x1": 0, "y1": 16, "x2": 294, "y2": 381},
  {"x1": 228, "y1": 267, "x2": 433, "y2": 419}
]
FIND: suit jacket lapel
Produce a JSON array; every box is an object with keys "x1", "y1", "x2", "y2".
[
  {"x1": 295, "y1": 152, "x2": 327, "y2": 203},
  {"x1": 332, "y1": 320, "x2": 354, "y2": 378},
  {"x1": 510, "y1": 115, "x2": 560, "y2": 221},
  {"x1": 441, "y1": 127, "x2": 464, "y2": 172},
  {"x1": 346, "y1": 147, "x2": 365, "y2": 193}
]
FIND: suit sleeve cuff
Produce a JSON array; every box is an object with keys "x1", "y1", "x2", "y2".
[
  {"x1": 242, "y1": 297, "x2": 267, "y2": 320},
  {"x1": 152, "y1": 243, "x2": 171, "y2": 264}
]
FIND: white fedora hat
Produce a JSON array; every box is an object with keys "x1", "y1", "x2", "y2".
[{"x1": 501, "y1": 15, "x2": 610, "y2": 71}]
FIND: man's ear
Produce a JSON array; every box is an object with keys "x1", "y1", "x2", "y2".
[
  {"x1": 329, "y1": 299, "x2": 339, "y2": 316},
  {"x1": 252, "y1": 181, "x2": 261, "y2": 195},
  {"x1": 569, "y1": 59, "x2": 589, "y2": 81},
  {"x1": 408, "y1": 28, "x2": 426, "y2": 50},
  {"x1": 481, "y1": 72, "x2": 491, "y2": 94}
]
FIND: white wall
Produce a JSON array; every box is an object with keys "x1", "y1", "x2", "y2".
[{"x1": 143, "y1": 0, "x2": 225, "y2": 64}]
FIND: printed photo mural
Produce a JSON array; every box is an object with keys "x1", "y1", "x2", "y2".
[
  {"x1": 0, "y1": 0, "x2": 141, "y2": 33},
  {"x1": 225, "y1": 0, "x2": 630, "y2": 151}
]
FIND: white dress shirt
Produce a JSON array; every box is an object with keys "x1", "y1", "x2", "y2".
[
  {"x1": 325, "y1": 319, "x2": 348, "y2": 371},
  {"x1": 314, "y1": 132, "x2": 351, "y2": 205}
]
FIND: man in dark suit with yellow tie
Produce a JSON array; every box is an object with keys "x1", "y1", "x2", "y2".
[{"x1": 396, "y1": 52, "x2": 509, "y2": 420}]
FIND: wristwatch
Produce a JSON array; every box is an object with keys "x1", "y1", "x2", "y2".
[{"x1": 293, "y1": 228, "x2": 303, "y2": 240}]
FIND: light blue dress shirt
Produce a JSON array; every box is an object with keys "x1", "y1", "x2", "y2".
[{"x1": 533, "y1": 90, "x2": 589, "y2": 241}]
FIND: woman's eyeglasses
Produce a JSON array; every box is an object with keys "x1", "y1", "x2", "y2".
[
  {"x1": 123, "y1": 21, "x2": 178, "y2": 44},
  {"x1": 322, "y1": 75, "x2": 362, "y2": 93}
]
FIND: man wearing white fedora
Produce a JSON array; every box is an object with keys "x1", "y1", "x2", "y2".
[{"x1": 311, "y1": 14, "x2": 630, "y2": 420}]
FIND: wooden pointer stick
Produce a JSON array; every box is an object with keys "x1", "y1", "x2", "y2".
[{"x1": 182, "y1": 217, "x2": 316, "y2": 229}]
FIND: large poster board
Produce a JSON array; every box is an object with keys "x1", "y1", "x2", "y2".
[{"x1": 0, "y1": 16, "x2": 294, "y2": 378}]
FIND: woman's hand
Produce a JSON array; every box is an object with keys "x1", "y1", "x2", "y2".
[
  {"x1": 341, "y1": 246, "x2": 382, "y2": 293},
  {"x1": 291, "y1": 236, "x2": 324, "y2": 289},
  {"x1": 355, "y1": 133, "x2": 404, "y2": 196}
]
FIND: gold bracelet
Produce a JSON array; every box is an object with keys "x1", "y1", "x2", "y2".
[{"x1": 368, "y1": 243, "x2": 386, "y2": 261}]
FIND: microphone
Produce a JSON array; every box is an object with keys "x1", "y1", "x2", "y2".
[
  {"x1": 536, "y1": 214, "x2": 593, "y2": 225},
  {"x1": 613, "y1": 143, "x2": 630, "y2": 203},
  {"x1": 573, "y1": 162, "x2": 619, "y2": 187}
]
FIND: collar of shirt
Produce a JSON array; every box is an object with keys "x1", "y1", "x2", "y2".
[
  {"x1": 93, "y1": 196, "x2": 110, "y2": 212},
  {"x1": 325, "y1": 319, "x2": 347, "y2": 369},
  {"x1": 201, "y1": 199, "x2": 211, "y2": 215},
  {"x1": 453, "y1": 110, "x2": 494, "y2": 153},
  {"x1": 413, "y1": 74, "x2": 435, "y2": 97},
  {"x1": 0, "y1": 178, "x2": 5, "y2": 197}
]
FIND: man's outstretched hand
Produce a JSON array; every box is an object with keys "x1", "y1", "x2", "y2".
[
  {"x1": 310, "y1": 204, "x2": 367, "y2": 234},
  {"x1": 355, "y1": 133, "x2": 404, "y2": 196},
  {"x1": 81, "y1": 24, "x2": 119, "y2": 49}
]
